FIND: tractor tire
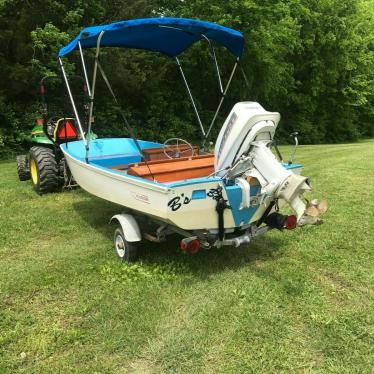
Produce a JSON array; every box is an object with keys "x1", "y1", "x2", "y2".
[
  {"x1": 29, "y1": 146, "x2": 59, "y2": 194},
  {"x1": 16, "y1": 155, "x2": 30, "y2": 181}
]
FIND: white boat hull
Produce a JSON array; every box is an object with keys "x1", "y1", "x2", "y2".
[
  {"x1": 62, "y1": 146, "x2": 241, "y2": 231},
  {"x1": 61, "y1": 134, "x2": 306, "y2": 234}
]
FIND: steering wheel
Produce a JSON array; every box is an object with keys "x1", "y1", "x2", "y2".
[{"x1": 163, "y1": 138, "x2": 195, "y2": 159}]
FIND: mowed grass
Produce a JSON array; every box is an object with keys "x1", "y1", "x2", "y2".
[{"x1": 0, "y1": 141, "x2": 373, "y2": 373}]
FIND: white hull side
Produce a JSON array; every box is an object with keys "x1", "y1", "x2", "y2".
[
  {"x1": 62, "y1": 150, "x2": 237, "y2": 231},
  {"x1": 63, "y1": 151, "x2": 170, "y2": 219},
  {"x1": 166, "y1": 182, "x2": 236, "y2": 231}
]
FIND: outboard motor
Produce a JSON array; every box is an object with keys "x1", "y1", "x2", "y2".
[
  {"x1": 215, "y1": 102, "x2": 279, "y2": 172},
  {"x1": 214, "y1": 102, "x2": 315, "y2": 223}
]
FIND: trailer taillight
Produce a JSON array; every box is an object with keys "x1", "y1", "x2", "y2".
[
  {"x1": 180, "y1": 237, "x2": 200, "y2": 255},
  {"x1": 284, "y1": 215, "x2": 297, "y2": 230}
]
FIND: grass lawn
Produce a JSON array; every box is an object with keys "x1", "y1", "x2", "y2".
[{"x1": 0, "y1": 140, "x2": 373, "y2": 373}]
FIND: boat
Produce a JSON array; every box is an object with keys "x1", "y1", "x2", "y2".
[{"x1": 57, "y1": 17, "x2": 326, "y2": 261}]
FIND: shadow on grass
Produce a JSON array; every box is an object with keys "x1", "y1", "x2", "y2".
[
  {"x1": 73, "y1": 198, "x2": 286, "y2": 279},
  {"x1": 145, "y1": 235, "x2": 286, "y2": 280},
  {"x1": 72, "y1": 197, "x2": 126, "y2": 238}
]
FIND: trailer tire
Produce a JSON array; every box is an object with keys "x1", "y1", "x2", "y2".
[
  {"x1": 16, "y1": 155, "x2": 30, "y2": 181},
  {"x1": 113, "y1": 227, "x2": 138, "y2": 262}
]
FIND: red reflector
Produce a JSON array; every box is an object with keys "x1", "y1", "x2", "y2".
[
  {"x1": 180, "y1": 238, "x2": 200, "y2": 255},
  {"x1": 57, "y1": 120, "x2": 78, "y2": 139},
  {"x1": 285, "y1": 215, "x2": 297, "y2": 230}
]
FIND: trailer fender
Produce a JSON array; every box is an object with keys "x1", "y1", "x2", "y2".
[{"x1": 110, "y1": 214, "x2": 141, "y2": 242}]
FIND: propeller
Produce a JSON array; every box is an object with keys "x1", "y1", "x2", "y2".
[{"x1": 299, "y1": 199, "x2": 328, "y2": 225}]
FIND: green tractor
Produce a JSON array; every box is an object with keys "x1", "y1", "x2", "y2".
[{"x1": 16, "y1": 75, "x2": 90, "y2": 194}]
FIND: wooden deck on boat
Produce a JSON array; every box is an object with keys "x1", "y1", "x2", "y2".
[{"x1": 127, "y1": 154, "x2": 214, "y2": 183}]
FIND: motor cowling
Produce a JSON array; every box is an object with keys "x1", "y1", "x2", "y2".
[{"x1": 214, "y1": 102, "x2": 280, "y2": 174}]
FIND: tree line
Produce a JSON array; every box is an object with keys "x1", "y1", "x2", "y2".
[{"x1": 0, "y1": 0, "x2": 373, "y2": 155}]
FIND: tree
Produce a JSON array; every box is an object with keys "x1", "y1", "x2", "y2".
[{"x1": 0, "y1": 0, "x2": 372, "y2": 155}]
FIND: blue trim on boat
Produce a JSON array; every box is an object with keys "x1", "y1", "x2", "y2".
[
  {"x1": 283, "y1": 163, "x2": 303, "y2": 170},
  {"x1": 191, "y1": 189, "x2": 206, "y2": 200},
  {"x1": 91, "y1": 155, "x2": 140, "y2": 168},
  {"x1": 225, "y1": 184, "x2": 260, "y2": 227},
  {"x1": 88, "y1": 151, "x2": 140, "y2": 160},
  {"x1": 60, "y1": 138, "x2": 162, "y2": 161}
]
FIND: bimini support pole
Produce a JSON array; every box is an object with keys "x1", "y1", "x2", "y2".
[
  {"x1": 201, "y1": 34, "x2": 223, "y2": 95},
  {"x1": 88, "y1": 31, "x2": 104, "y2": 130},
  {"x1": 78, "y1": 41, "x2": 92, "y2": 97},
  {"x1": 203, "y1": 59, "x2": 239, "y2": 146},
  {"x1": 175, "y1": 57, "x2": 206, "y2": 138},
  {"x1": 85, "y1": 30, "x2": 105, "y2": 163},
  {"x1": 58, "y1": 57, "x2": 87, "y2": 147}
]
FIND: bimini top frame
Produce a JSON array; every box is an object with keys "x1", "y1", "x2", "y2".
[{"x1": 58, "y1": 17, "x2": 244, "y2": 163}]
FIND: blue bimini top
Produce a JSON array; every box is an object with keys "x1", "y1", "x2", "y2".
[{"x1": 58, "y1": 17, "x2": 244, "y2": 58}]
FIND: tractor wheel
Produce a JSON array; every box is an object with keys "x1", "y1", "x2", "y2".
[
  {"x1": 29, "y1": 146, "x2": 59, "y2": 194},
  {"x1": 16, "y1": 155, "x2": 30, "y2": 181}
]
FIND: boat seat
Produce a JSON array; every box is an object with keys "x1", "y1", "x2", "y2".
[
  {"x1": 127, "y1": 154, "x2": 215, "y2": 183},
  {"x1": 142, "y1": 145, "x2": 199, "y2": 161},
  {"x1": 108, "y1": 145, "x2": 202, "y2": 171}
]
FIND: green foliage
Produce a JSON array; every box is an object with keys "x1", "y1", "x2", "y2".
[
  {"x1": 30, "y1": 23, "x2": 70, "y2": 77},
  {"x1": 100, "y1": 261, "x2": 187, "y2": 283},
  {"x1": 0, "y1": 0, "x2": 373, "y2": 156}
]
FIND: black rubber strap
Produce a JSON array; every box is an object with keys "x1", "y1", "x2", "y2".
[{"x1": 216, "y1": 193, "x2": 230, "y2": 241}]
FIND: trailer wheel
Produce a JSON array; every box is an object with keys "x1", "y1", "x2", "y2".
[
  {"x1": 113, "y1": 227, "x2": 138, "y2": 262},
  {"x1": 16, "y1": 155, "x2": 30, "y2": 181},
  {"x1": 29, "y1": 146, "x2": 59, "y2": 194}
]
